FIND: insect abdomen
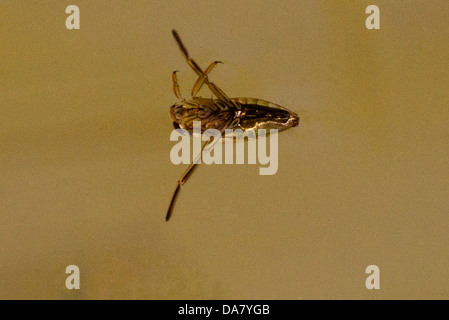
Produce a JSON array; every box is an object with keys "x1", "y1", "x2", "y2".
[
  {"x1": 232, "y1": 97, "x2": 281, "y2": 109},
  {"x1": 232, "y1": 97, "x2": 300, "y2": 132}
]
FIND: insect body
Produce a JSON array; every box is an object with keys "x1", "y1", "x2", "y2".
[{"x1": 166, "y1": 30, "x2": 300, "y2": 221}]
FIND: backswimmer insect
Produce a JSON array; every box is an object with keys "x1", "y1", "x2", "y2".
[{"x1": 166, "y1": 30, "x2": 300, "y2": 221}]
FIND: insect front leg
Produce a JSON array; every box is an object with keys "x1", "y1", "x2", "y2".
[{"x1": 172, "y1": 71, "x2": 183, "y2": 100}]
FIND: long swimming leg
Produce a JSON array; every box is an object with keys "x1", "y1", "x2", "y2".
[
  {"x1": 166, "y1": 139, "x2": 210, "y2": 221},
  {"x1": 165, "y1": 127, "x2": 226, "y2": 221},
  {"x1": 172, "y1": 30, "x2": 240, "y2": 109},
  {"x1": 191, "y1": 61, "x2": 222, "y2": 98},
  {"x1": 172, "y1": 30, "x2": 205, "y2": 77}
]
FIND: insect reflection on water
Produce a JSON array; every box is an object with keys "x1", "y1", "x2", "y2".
[{"x1": 166, "y1": 30, "x2": 300, "y2": 221}]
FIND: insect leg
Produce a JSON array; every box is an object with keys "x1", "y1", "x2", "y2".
[
  {"x1": 172, "y1": 30, "x2": 205, "y2": 77},
  {"x1": 172, "y1": 71, "x2": 183, "y2": 100},
  {"x1": 166, "y1": 163, "x2": 198, "y2": 222},
  {"x1": 166, "y1": 139, "x2": 209, "y2": 221},
  {"x1": 191, "y1": 61, "x2": 223, "y2": 98},
  {"x1": 166, "y1": 129, "x2": 225, "y2": 221},
  {"x1": 207, "y1": 82, "x2": 241, "y2": 110},
  {"x1": 172, "y1": 30, "x2": 240, "y2": 110}
]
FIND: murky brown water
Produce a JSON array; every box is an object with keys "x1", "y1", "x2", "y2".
[{"x1": 1, "y1": 0, "x2": 449, "y2": 299}]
